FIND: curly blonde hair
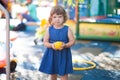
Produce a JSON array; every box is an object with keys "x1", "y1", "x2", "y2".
[{"x1": 48, "y1": 5, "x2": 68, "y2": 25}]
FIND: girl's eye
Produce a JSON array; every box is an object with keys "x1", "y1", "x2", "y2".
[
  {"x1": 52, "y1": 15, "x2": 63, "y2": 18},
  {"x1": 53, "y1": 16, "x2": 56, "y2": 18},
  {"x1": 59, "y1": 15, "x2": 62, "y2": 18}
]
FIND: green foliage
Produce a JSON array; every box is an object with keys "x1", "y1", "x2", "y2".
[
  {"x1": 63, "y1": 0, "x2": 84, "y2": 7},
  {"x1": 63, "y1": 0, "x2": 75, "y2": 7},
  {"x1": 79, "y1": 0, "x2": 84, "y2": 3}
]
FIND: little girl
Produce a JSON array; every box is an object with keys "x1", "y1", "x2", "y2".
[{"x1": 39, "y1": 5, "x2": 75, "y2": 80}]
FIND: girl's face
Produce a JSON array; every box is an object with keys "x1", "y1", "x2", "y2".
[{"x1": 52, "y1": 14, "x2": 64, "y2": 27}]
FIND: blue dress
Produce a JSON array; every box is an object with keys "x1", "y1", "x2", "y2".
[{"x1": 39, "y1": 25, "x2": 73, "y2": 76}]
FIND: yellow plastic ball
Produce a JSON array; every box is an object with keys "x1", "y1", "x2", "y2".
[{"x1": 54, "y1": 41, "x2": 63, "y2": 50}]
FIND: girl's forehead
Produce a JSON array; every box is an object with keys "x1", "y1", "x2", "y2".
[{"x1": 52, "y1": 14, "x2": 63, "y2": 16}]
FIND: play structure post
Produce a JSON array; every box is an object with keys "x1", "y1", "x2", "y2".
[
  {"x1": 0, "y1": 4, "x2": 10, "y2": 80},
  {"x1": 54, "y1": 0, "x2": 58, "y2": 6},
  {"x1": 75, "y1": 0, "x2": 80, "y2": 39}
]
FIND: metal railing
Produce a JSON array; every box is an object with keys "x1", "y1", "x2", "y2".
[{"x1": 0, "y1": 4, "x2": 10, "y2": 80}]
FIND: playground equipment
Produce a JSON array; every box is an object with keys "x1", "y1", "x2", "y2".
[
  {"x1": 34, "y1": 19, "x2": 48, "y2": 45},
  {"x1": 35, "y1": 19, "x2": 48, "y2": 37},
  {"x1": 75, "y1": 0, "x2": 120, "y2": 41},
  {"x1": 56, "y1": 0, "x2": 120, "y2": 41},
  {"x1": 76, "y1": 20, "x2": 120, "y2": 41},
  {"x1": 0, "y1": 4, "x2": 10, "y2": 80},
  {"x1": 54, "y1": 0, "x2": 58, "y2": 6},
  {"x1": 72, "y1": 60, "x2": 96, "y2": 70},
  {"x1": 0, "y1": 4, "x2": 17, "y2": 80}
]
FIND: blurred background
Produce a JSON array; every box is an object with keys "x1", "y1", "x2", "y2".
[{"x1": 0, "y1": 0, "x2": 120, "y2": 80}]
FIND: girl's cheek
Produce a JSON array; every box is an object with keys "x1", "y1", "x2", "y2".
[{"x1": 51, "y1": 21, "x2": 54, "y2": 24}]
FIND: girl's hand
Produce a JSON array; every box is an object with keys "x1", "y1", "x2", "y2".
[
  {"x1": 57, "y1": 42, "x2": 66, "y2": 50},
  {"x1": 51, "y1": 43, "x2": 57, "y2": 50},
  {"x1": 58, "y1": 42, "x2": 65, "y2": 50}
]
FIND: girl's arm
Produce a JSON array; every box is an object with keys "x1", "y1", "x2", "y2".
[
  {"x1": 43, "y1": 28, "x2": 52, "y2": 48},
  {"x1": 65, "y1": 27, "x2": 75, "y2": 48}
]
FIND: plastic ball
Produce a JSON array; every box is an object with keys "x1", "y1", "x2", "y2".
[{"x1": 54, "y1": 41, "x2": 63, "y2": 50}]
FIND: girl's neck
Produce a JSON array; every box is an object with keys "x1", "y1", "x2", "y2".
[{"x1": 54, "y1": 25, "x2": 64, "y2": 29}]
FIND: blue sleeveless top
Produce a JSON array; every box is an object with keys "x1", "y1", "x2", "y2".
[{"x1": 39, "y1": 25, "x2": 73, "y2": 76}]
